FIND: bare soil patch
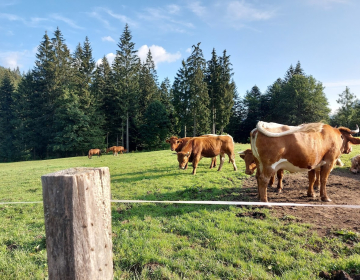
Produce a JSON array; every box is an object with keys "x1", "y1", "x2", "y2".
[{"x1": 240, "y1": 169, "x2": 360, "y2": 236}]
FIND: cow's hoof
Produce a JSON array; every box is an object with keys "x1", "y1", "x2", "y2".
[
  {"x1": 307, "y1": 192, "x2": 316, "y2": 198},
  {"x1": 276, "y1": 188, "x2": 282, "y2": 194},
  {"x1": 321, "y1": 196, "x2": 332, "y2": 202}
]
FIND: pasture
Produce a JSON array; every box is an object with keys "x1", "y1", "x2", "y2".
[{"x1": 0, "y1": 143, "x2": 359, "y2": 279}]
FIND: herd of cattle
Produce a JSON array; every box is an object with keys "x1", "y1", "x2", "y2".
[
  {"x1": 87, "y1": 121, "x2": 360, "y2": 204},
  {"x1": 166, "y1": 121, "x2": 360, "y2": 203}
]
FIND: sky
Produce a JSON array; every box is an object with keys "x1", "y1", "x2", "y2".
[{"x1": 1, "y1": 0, "x2": 360, "y2": 113}]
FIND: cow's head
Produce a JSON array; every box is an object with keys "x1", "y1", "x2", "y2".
[
  {"x1": 238, "y1": 149, "x2": 257, "y2": 175},
  {"x1": 177, "y1": 151, "x2": 190, "y2": 169},
  {"x1": 166, "y1": 136, "x2": 181, "y2": 151},
  {"x1": 123, "y1": 149, "x2": 127, "y2": 153},
  {"x1": 350, "y1": 155, "x2": 360, "y2": 174},
  {"x1": 338, "y1": 125, "x2": 360, "y2": 154}
]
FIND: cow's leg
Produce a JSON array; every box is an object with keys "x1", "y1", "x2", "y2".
[
  {"x1": 268, "y1": 176, "x2": 275, "y2": 188},
  {"x1": 217, "y1": 153, "x2": 226, "y2": 171},
  {"x1": 307, "y1": 169, "x2": 316, "y2": 197},
  {"x1": 319, "y1": 163, "x2": 333, "y2": 202},
  {"x1": 276, "y1": 169, "x2": 284, "y2": 193},
  {"x1": 192, "y1": 155, "x2": 202, "y2": 175},
  {"x1": 184, "y1": 162, "x2": 189, "y2": 170},
  {"x1": 209, "y1": 157, "x2": 216, "y2": 169},
  {"x1": 227, "y1": 152, "x2": 237, "y2": 171},
  {"x1": 258, "y1": 173, "x2": 270, "y2": 202},
  {"x1": 313, "y1": 169, "x2": 320, "y2": 191}
]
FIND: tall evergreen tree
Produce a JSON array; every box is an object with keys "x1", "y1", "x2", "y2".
[
  {"x1": 112, "y1": 24, "x2": 140, "y2": 151},
  {"x1": 330, "y1": 87, "x2": 358, "y2": 128},
  {"x1": 186, "y1": 42, "x2": 210, "y2": 136},
  {"x1": 0, "y1": 72, "x2": 16, "y2": 161}
]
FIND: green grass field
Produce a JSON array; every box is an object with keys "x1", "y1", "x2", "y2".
[{"x1": 0, "y1": 143, "x2": 359, "y2": 279}]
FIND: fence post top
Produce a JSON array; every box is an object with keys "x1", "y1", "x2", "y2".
[{"x1": 41, "y1": 167, "x2": 109, "y2": 178}]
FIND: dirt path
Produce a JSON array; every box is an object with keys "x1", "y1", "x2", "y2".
[{"x1": 240, "y1": 169, "x2": 360, "y2": 236}]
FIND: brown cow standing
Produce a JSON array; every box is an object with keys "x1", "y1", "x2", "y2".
[
  {"x1": 176, "y1": 135, "x2": 237, "y2": 175},
  {"x1": 238, "y1": 148, "x2": 343, "y2": 194},
  {"x1": 88, "y1": 149, "x2": 101, "y2": 159},
  {"x1": 251, "y1": 121, "x2": 360, "y2": 203},
  {"x1": 166, "y1": 135, "x2": 217, "y2": 169},
  {"x1": 106, "y1": 146, "x2": 126, "y2": 156}
]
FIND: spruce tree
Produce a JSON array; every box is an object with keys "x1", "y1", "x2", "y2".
[
  {"x1": 0, "y1": 72, "x2": 16, "y2": 161},
  {"x1": 112, "y1": 24, "x2": 140, "y2": 151}
]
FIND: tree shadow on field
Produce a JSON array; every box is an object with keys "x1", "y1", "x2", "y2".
[{"x1": 111, "y1": 185, "x2": 259, "y2": 221}]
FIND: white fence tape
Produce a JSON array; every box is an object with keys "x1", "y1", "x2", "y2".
[{"x1": 1, "y1": 200, "x2": 360, "y2": 209}]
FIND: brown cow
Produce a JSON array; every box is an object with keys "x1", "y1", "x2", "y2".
[
  {"x1": 88, "y1": 148, "x2": 101, "y2": 159},
  {"x1": 166, "y1": 135, "x2": 217, "y2": 169},
  {"x1": 106, "y1": 146, "x2": 126, "y2": 156},
  {"x1": 176, "y1": 135, "x2": 237, "y2": 175},
  {"x1": 239, "y1": 149, "x2": 344, "y2": 194},
  {"x1": 350, "y1": 155, "x2": 360, "y2": 173},
  {"x1": 251, "y1": 121, "x2": 359, "y2": 202}
]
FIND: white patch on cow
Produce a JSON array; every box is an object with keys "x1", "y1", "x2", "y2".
[
  {"x1": 271, "y1": 159, "x2": 327, "y2": 173},
  {"x1": 256, "y1": 121, "x2": 323, "y2": 138},
  {"x1": 251, "y1": 130, "x2": 262, "y2": 172},
  {"x1": 260, "y1": 122, "x2": 296, "y2": 129}
]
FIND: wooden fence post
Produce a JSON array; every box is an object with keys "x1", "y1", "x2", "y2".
[{"x1": 41, "y1": 167, "x2": 113, "y2": 280}]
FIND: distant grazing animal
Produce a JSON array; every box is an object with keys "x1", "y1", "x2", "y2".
[
  {"x1": 88, "y1": 149, "x2": 101, "y2": 159},
  {"x1": 350, "y1": 155, "x2": 360, "y2": 174},
  {"x1": 239, "y1": 149, "x2": 344, "y2": 194},
  {"x1": 106, "y1": 146, "x2": 126, "y2": 156},
  {"x1": 176, "y1": 135, "x2": 237, "y2": 175},
  {"x1": 251, "y1": 121, "x2": 359, "y2": 203}
]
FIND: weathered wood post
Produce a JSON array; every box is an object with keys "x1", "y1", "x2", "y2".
[{"x1": 42, "y1": 167, "x2": 113, "y2": 280}]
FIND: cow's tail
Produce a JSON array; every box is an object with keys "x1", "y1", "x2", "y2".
[{"x1": 256, "y1": 121, "x2": 323, "y2": 137}]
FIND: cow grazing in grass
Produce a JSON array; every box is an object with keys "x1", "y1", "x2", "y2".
[
  {"x1": 88, "y1": 149, "x2": 101, "y2": 159},
  {"x1": 106, "y1": 146, "x2": 126, "y2": 156},
  {"x1": 350, "y1": 155, "x2": 360, "y2": 174},
  {"x1": 251, "y1": 121, "x2": 359, "y2": 203},
  {"x1": 176, "y1": 135, "x2": 237, "y2": 175},
  {"x1": 239, "y1": 148, "x2": 344, "y2": 194},
  {"x1": 166, "y1": 135, "x2": 217, "y2": 169}
]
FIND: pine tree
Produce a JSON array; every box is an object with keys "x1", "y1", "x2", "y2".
[
  {"x1": 112, "y1": 24, "x2": 140, "y2": 151},
  {"x1": 331, "y1": 87, "x2": 358, "y2": 128},
  {"x1": 217, "y1": 50, "x2": 235, "y2": 134},
  {"x1": 0, "y1": 71, "x2": 16, "y2": 161},
  {"x1": 186, "y1": 42, "x2": 210, "y2": 136}
]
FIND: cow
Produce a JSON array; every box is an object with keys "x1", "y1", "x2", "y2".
[
  {"x1": 88, "y1": 149, "x2": 102, "y2": 159},
  {"x1": 166, "y1": 135, "x2": 217, "y2": 169},
  {"x1": 251, "y1": 121, "x2": 359, "y2": 202},
  {"x1": 350, "y1": 155, "x2": 360, "y2": 174},
  {"x1": 176, "y1": 135, "x2": 237, "y2": 175},
  {"x1": 239, "y1": 149, "x2": 344, "y2": 194},
  {"x1": 106, "y1": 146, "x2": 126, "y2": 156}
]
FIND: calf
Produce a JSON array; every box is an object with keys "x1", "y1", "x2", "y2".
[
  {"x1": 177, "y1": 135, "x2": 237, "y2": 175},
  {"x1": 350, "y1": 155, "x2": 360, "y2": 174}
]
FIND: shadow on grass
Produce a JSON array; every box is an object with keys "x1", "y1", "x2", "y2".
[{"x1": 111, "y1": 184, "x2": 260, "y2": 221}]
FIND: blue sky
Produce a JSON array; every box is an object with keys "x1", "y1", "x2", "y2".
[{"x1": 1, "y1": 0, "x2": 360, "y2": 113}]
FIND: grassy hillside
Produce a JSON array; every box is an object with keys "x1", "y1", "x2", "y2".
[{"x1": 0, "y1": 143, "x2": 359, "y2": 279}]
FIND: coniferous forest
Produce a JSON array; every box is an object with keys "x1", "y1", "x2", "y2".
[{"x1": 0, "y1": 24, "x2": 357, "y2": 162}]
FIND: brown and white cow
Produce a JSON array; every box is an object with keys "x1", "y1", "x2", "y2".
[
  {"x1": 166, "y1": 135, "x2": 218, "y2": 169},
  {"x1": 239, "y1": 149, "x2": 343, "y2": 194},
  {"x1": 350, "y1": 155, "x2": 360, "y2": 174},
  {"x1": 176, "y1": 135, "x2": 237, "y2": 175},
  {"x1": 251, "y1": 121, "x2": 359, "y2": 202}
]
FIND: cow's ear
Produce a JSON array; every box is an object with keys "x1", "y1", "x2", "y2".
[
  {"x1": 166, "y1": 139, "x2": 171, "y2": 143},
  {"x1": 186, "y1": 152, "x2": 190, "y2": 157},
  {"x1": 238, "y1": 151, "x2": 245, "y2": 159}
]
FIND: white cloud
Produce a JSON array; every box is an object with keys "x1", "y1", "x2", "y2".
[
  {"x1": 0, "y1": 12, "x2": 24, "y2": 22},
  {"x1": 0, "y1": 50, "x2": 34, "y2": 70},
  {"x1": 187, "y1": 1, "x2": 207, "y2": 17},
  {"x1": 102, "y1": 36, "x2": 115, "y2": 43},
  {"x1": 50, "y1": 13, "x2": 84, "y2": 29},
  {"x1": 96, "y1": 53, "x2": 116, "y2": 66},
  {"x1": 167, "y1": 4, "x2": 181, "y2": 14},
  {"x1": 186, "y1": 48, "x2": 192, "y2": 53},
  {"x1": 138, "y1": 45, "x2": 181, "y2": 68},
  {"x1": 227, "y1": 1, "x2": 276, "y2": 21}
]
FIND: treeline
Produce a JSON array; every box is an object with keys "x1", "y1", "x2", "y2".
[
  {"x1": 1, "y1": 24, "x2": 353, "y2": 163},
  {"x1": 0, "y1": 25, "x2": 236, "y2": 162}
]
